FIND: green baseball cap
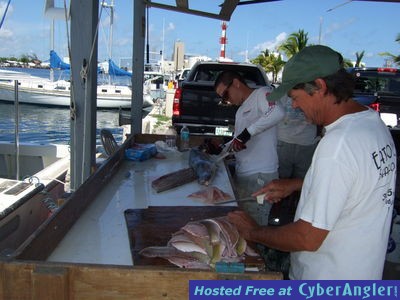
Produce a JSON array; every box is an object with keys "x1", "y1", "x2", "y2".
[{"x1": 269, "y1": 45, "x2": 342, "y2": 101}]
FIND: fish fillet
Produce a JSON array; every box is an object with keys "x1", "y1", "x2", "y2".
[
  {"x1": 168, "y1": 231, "x2": 208, "y2": 255},
  {"x1": 187, "y1": 186, "x2": 233, "y2": 204}
]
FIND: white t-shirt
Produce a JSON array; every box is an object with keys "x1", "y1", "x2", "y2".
[
  {"x1": 234, "y1": 86, "x2": 285, "y2": 176},
  {"x1": 277, "y1": 95, "x2": 318, "y2": 145},
  {"x1": 290, "y1": 108, "x2": 396, "y2": 279}
]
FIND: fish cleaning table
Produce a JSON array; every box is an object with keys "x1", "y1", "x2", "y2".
[
  {"x1": 2, "y1": 136, "x2": 281, "y2": 299},
  {"x1": 47, "y1": 150, "x2": 236, "y2": 265},
  {"x1": 124, "y1": 206, "x2": 266, "y2": 270}
]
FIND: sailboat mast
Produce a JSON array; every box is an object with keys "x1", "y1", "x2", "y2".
[
  {"x1": 161, "y1": 18, "x2": 165, "y2": 74},
  {"x1": 44, "y1": 0, "x2": 69, "y2": 82},
  {"x1": 109, "y1": 0, "x2": 114, "y2": 85},
  {"x1": 102, "y1": 0, "x2": 114, "y2": 83},
  {"x1": 109, "y1": 0, "x2": 114, "y2": 59},
  {"x1": 50, "y1": 19, "x2": 55, "y2": 81}
]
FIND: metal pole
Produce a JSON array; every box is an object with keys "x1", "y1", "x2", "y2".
[
  {"x1": 318, "y1": 17, "x2": 323, "y2": 45},
  {"x1": 14, "y1": 80, "x2": 20, "y2": 180},
  {"x1": 146, "y1": 6, "x2": 149, "y2": 67},
  {"x1": 102, "y1": 0, "x2": 114, "y2": 85}
]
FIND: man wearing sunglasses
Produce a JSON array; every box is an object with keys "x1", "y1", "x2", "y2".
[{"x1": 214, "y1": 71, "x2": 285, "y2": 226}]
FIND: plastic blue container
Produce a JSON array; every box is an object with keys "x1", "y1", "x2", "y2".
[{"x1": 125, "y1": 144, "x2": 157, "y2": 161}]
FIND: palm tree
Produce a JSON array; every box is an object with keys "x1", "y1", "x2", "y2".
[
  {"x1": 278, "y1": 29, "x2": 309, "y2": 59},
  {"x1": 265, "y1": 52, "x2": 285, "y2": 83},
  {"x1": 251, "y1": 49, "x2": 270, "y2": 78},
  {"x1": 343, "y1": 58, "x2": 354, "y2": 68},
  {"x1": 354, "y1": 51, "x2": 365, "y2": 67},
  {"x1": 251, "y1": 49, "x2": 285, "y2": 83},
  {"x1": 379, "y1": 33, "x2": 400, "y2": 66},
  {"x1": 251, "y1": 49, "x2": 270, "y2": 67},
  {"x1": 19, "y1": 54, "x2": 30, "y2": 65}
]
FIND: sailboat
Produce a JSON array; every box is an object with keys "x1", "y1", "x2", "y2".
[
  {"x1": 0, "y1": 1, "x2": 155, "y2": 109},
  {"x1": 0, "y1": 51, "x2": 155, "y2": 109}
]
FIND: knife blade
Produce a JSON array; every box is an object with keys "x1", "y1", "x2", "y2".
[
  {"x1": 213, "y1": 196, "x2": 255, "y2": 205},
  {"x1": 214, "y1": 150, "x2": 232, "y2": 163},
  {"x1": 214, "y1": 193, "x2": 266, "y2": 205},
  {"x1": 213, "y1": 140, "x2": 234, "y2": 163}
]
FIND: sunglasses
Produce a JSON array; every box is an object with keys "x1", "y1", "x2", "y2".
[{"x1": 220, "y1": 81, "x2": 233, "y2": 102}]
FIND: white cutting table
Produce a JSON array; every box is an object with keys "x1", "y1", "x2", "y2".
[{"x1": 47, "y1": 151, "x2": 235, "y2": 265}]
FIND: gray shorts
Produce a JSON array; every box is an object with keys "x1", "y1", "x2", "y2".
[
  {"x1": 234, "y1": 172, "x2": 278, "y2": 226},
  {"x1": 277, "y1": 140, "x2": 317, "y2": 179}
]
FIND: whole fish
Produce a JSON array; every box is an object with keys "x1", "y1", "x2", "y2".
[
  {"x1": 189, "y1": 147, "x2": 217, "y2": 186},
  {"x1": 139, "y1": 216, "x2": 259, "y2": 269}
]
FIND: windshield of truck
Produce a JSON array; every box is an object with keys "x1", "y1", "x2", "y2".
[
  {"x1": 193, "y1": 65, "x2": 267, "y2": 87},
  {"x1": 354, "y1": 69, "x2": 400, "y2": 95},
  {"x1": 180, "y1": 69, "x2": 190, "y2": 80}
]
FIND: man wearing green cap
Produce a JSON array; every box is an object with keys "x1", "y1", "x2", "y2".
[{"x1": 228, "y1": 45, "x2": 396, "y2": 279}]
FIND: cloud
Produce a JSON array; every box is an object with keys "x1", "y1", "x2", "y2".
[
  {"x1": 114, "y1": 37, "x2": 132, "y2": 49},
  {"x1": 250, "y1": 32, "x2": 287, "y2": 56},
  {"x1": 322, "y1": 17, "x2": 356, "y2": 41},
  {"x1": 166, "y1": 22, "x2": 175, "y2": 32},
  {"x1": 0, "y1": 28, "x2": 12, "y2": 38}
]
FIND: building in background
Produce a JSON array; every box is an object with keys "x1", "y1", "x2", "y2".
[
  {"x1": 116, "y1": 40, "x2": 212, "y2": 76},
  {"x1": 172, "y1": 40, "x2": 185, "y2": 72}
]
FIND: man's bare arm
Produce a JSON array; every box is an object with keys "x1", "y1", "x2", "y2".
[
  {"x1": 252, "y1": 178, "x2": 303, "y2": 203},
  {"x1": 228, "y1": 211, "x2": 328, "y2": 252}
]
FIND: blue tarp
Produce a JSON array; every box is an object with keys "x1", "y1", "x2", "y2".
[
  {"x1": 50, "y1": 50, "x2": 103, "y2": 73},
  {"x1": 50, "y1": 50, "x2": 70, "y2": 70},
  {"x1": 108, "y1": 59, "x2": 132, "y2": 77}
]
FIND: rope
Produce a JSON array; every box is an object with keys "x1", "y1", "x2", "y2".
[
  {"x1": 80, "y1": 4, "x2": 105, "y2": 181},
  {"x1": 62, "y1": 1, "x2": 105, "y2": 186},
  {"x1": 22, "y1": 175, "x2": 41, "y2": 187},
  {"x1": 80, "y1": 59, "x2": 88, "y2": 83},
  {"x1": 63, "y1": 0, "x2": 75, "y2": 119},
  {"x1": 22, "y1": 174, "x2": 66, "y2": 189},
  {"x1": 0, "y1": 0, "x2": 11, "y2": 29}
]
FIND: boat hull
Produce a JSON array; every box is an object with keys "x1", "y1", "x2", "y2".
[
  {"x1": 0, "y1": 82, "x2": 134, "y2": 108},
  {"x1": 0, "y1": 79, "x2": 154, "y2": 109},
  {"x1": 0, "y1": 142, "x2": 70, "y2": 254},
  {"x1": 0, "y1": 176, "x2": 66, "y2": 255}
]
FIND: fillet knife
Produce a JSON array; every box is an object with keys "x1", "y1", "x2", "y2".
[
  {"x1": 214, "y1": 193, "x2": 266, "y2": 205},
  {"x1": 213, "y1": 140, "x2": 234, "y2": 163}
]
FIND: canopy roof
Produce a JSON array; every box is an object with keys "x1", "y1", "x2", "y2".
[{"x1": 145, "y1": 0, "x2": 400, "y2": 21}]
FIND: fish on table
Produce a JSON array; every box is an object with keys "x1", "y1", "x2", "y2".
[
  {"x1": 139, "y1": 216, "x2": 259, "y2": 270},
  {"x1": 187, "y1": 186, "x2": 233, "y2": 204},
  {"x1": 189, "y1": 147, "x2": 217, "y2": 186},
  {"x1": 150, "y1": 146, "x2": 218, "y2": 193}
]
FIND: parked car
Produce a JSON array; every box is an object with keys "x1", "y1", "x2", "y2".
[
  {"x1": 347, "y1": 67, "x2": 400, "y2": 127},
  {"x1": 172, "y1": 61, "x2": 271, "y2": 136},
  {"x1": 175, "y1": 68, "x2": 192, "y2": 87}
]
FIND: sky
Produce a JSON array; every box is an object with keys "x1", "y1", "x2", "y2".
[{"x1": 0, "y1": 0, "x2": 399, "y2": 68}]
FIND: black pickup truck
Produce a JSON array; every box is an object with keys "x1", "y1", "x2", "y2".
[
  {"x1": 348, "y1": 67, "x2": 400, "y2": 127},
  {"x1": 172, "y1": 61, "x2": 271, "y2": 136}
]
